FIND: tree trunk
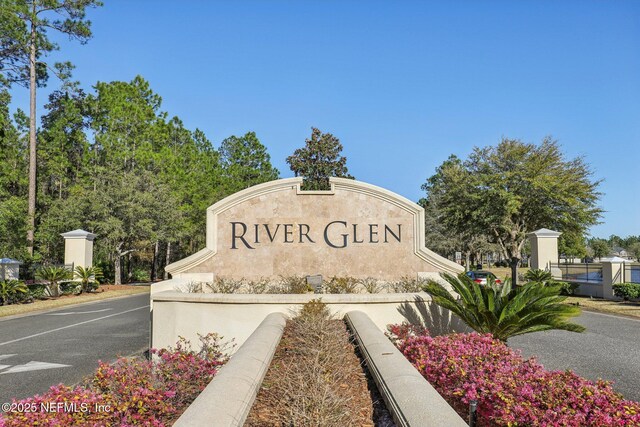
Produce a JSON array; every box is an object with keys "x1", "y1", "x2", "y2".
[
  {"x1": 163, "y1": 241, "x2": 171, "y2": 280},
  {"x1": 151, "y1": 241, "x2": 159, "y2": 281},
  {"x1": 49, "y1": 281, "x2": 59, "y2": 298},
  {"x1": 510, "y1": 257, "x2": 519, "y2": 286},
  {"x1": 114, "y1": 256, "x2": 122, "y2": 285},
  {"x1": 127, "y1": 252, "x2": 132, "y2": 283},
  {"x1": 26, "y1": 7, "x2": 37, "y2": 256},
  {"x1": 465, "y1": 251, "x2": 471, "y2": 271}
]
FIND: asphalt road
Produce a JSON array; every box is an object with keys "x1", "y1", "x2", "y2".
[
  {"x1": 0, "y1": 293, "x2": 150, "y2": 404},
  {"x1": 510, "y1": 310, "x2": 640, "y2": 402}
]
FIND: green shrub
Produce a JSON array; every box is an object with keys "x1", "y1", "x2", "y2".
[
  {"x1": 524, "y1": 269, "x2": 553, "y2": 282},
  {"x1": 59, "y1": 281, "x2": 81, "y2": 295},
  {"x1": 523, "y1": 269, "x2": 577, "y2": 295},
  {"x1": 390, "y1": 276, "x2": 425, "y2": 293},
  {"x1": 612, "y1": 283, "x2": 640, "y2": 301},
  {"x1": 359, "y1": 277, "x2": 383, "y2": 293},
  {"x1": 36, "y1": 266, "x2": 72, "y2": 298},
  {"x1": 423, "y1": 272, "x2": 585, "y2": 342},
  {"x1": 324, "y1": 276, "x2": 359, "y2": 294},
  {"x1": 549, "y1": 279, "x2": 579, "y2": 296},
  {"x1": 0, "y1": 280, "x2": 29, "y2": 305},
  {"x1": 205, "y1": 277, "x2": 245, "y2": 293},
  {"x1": 27, "y1": 283, "x2": 47, "y2": 299},
  {"x1": 277, "y1": 276, "x2": 311, "y2": 294},
  {"x1": 131, "y1": 268, "x2": 150, "y2": 282},
  {"x1": 74, "y1": 266, "x2": 103, "y2": 293},
  {"x1": 95, "y1": 261, "x2": 113, "y2": 284}
]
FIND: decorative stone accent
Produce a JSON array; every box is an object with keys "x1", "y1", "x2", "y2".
[
  {"x1": 528, "y1": 228, "x2": 561, "y2": 274},
  {"x1": 0, "y1": 258, "x2": 21, "y2": 281},
  {"x1": 60, "y1": 229, "x2": 96, "y2": 269},
  {"x1": 345, "y1": 310, "x2": 467, "y2": 427}
]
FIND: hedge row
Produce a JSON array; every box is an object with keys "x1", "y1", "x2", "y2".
[
  {"x1": 389, "y1": 325, "x2": 640, "y2": 426},
  {"x1": 613, "y1": 283, "x2": 640, "y2": 300},
  {"x1": 0, "y1": 334, "x2": 229, "y2": 426}
]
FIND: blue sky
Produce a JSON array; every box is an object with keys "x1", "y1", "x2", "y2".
[{"x1": 8, "y1": 0, "x2": 640, "y2": 238}]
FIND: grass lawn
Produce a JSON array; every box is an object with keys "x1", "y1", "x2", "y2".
[
  {"x1": 486, "y1": 267, "x2": 640, "y2": 319},
  {"x1": 0, "y1": 284, "x2": 150, "y2": 318},
  {"x1": 485, "y1": 266, "x2": 530, "y2": 281},
  {"x1": 564, "y1": 295, "x2": 640, "y2": 319}
]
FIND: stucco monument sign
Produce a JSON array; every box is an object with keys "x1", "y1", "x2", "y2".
[{"x1": 165, "y1": 177, "x2": 462, "y2": 281}]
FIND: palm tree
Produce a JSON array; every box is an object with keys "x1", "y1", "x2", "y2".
[
  {"x1": 74, "y1": 266, "x2": 103, "y2": 294},
  {"x1": 36, "y1": 266, "x2": 72, "y2": 298},
  {"x1": 0, "y1": 280, "x2": 29, "y2": 305},
  {"x1": 524, "y1": 269, "x2": 553, "y2": 283},
  {"x1": 423, "y1": 272, "x2": 585, "y2": 342},
  {"x1": 524, "y1": 268, "x2": 577, "y2": 295}
]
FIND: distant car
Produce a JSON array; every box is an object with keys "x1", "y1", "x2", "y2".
[{"x1": 465, "y1": 270, "x2": 501, "y2": 285}]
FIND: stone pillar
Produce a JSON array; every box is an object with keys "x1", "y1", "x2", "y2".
[
  {"x1": 60, "y1": 229, "x2": 97, "y2": 269},
  {"x1": 528, "y1": 228, "x2": 561, "y2": 275},
  {"x1": 0, "y1": 258, "x2": 21, "y2": 281},
  {"x1": 602, "y1": 257, "x2": 626, "y2": 300}
]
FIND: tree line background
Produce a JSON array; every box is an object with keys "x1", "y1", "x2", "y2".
[
  {"x1": 1, "y1": 1, "x2": 636, "y2": 287},
  {"x1": 0, "y1": 75, "x2": 279, "y2": 283}
]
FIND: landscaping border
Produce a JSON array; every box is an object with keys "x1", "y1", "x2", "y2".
[
  {"x1": 173, "y1": 312, "x2": 286, "y2": 426},
  {"x1": 345, "y1": 310, "x2": 467, "y2": 427},
  {"x1": 150, "y1": 290, "x2": 466, "y2": 350}
]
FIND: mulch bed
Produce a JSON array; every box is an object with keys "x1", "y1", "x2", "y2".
[{"x1": 246, "y1": 315, "x2": 395, "y2": 426}]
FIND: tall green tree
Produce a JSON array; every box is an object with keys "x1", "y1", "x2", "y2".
[
  {"x1": 588, "y1": 238, "x2": 611, "y2": 261},
  {"x1": 627, "y1": 241, "x2": 640, "y2": 262},
  {"x1": 35, "y1": 74, "x2": 91, "y2": 260},
  {"x1": 0, "y1": 0, "x2": 101, "y2": 255},
  {"x1": 88, "y1": 76, "x2": 164, "y2": 174},
  {"x1": 558, "y1": 232, "x2": 587, "y2": 260},
  {"x1": 219, "y1": 131, "x2": 279, "y2": 195},
  {"x1": 0, "y1": 87, "x2": 28, "y2": 258},
  {"x1": 84, "y1": 169, "x2": 178, "y2": 285},
  {"x1": 157, "y1": 120, "x2": 224, "y2": 266},
  {"x1": 286, "y1": 127, "x2": 353, "y2": 190},
  {"x1": 38, "y1": 75, "x2": 89, "y2": 201},
  {"x1": 422, "y1": 138, "x2": 602, "y2": 285}
]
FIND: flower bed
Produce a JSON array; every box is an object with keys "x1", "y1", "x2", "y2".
[
  {"x1": 388, "y1": 325, "x2": 640, "y2": 426},
  {"x1": 0, "y1": 334, "x2": 229, "y2": 426}
]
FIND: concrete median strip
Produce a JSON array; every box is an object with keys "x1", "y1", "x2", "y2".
[
  {"x1": 173, "y1": 312, "x2": 287, "y2": 427},
  {"x1": 345, "y1": 310, "x2": 467, "y2": 427},
  {"x1": 174, "y1": 309, "x2": 467, "y2": 427}
]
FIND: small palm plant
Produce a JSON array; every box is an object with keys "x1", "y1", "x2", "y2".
[
  {"x1": 36, "y1": 266, "x2": 72, "y2": 298},
  {"x1": 0, "y1": 280, "x2": 29, "y2": 305},
  {"x1": 524, "y1": 268, "x2": 553, "y2": 283},
  {"x1": 524, "y1": 268, "x2": 577, "y2": 295},
  {"x1": 423, "y1": 272, "x2": 585, "y2": 342},
  {"x1": 74, "y1": 266, "x2": 103, "y2": 294}
]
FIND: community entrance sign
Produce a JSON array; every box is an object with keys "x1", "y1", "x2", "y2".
[{"x1": 165, "y1": 177, "x2": 462, "y2": 280}]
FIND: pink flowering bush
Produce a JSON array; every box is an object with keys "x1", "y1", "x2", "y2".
[
  {"x1": 0, "y1": 333, "x2": 229, "y2": 426},
  {"x1": 0, "y1": 385, "x2": 112, "y2": 427},
  {"x1": 390, "y1": 324, "x2": 640, "y2": 426}
]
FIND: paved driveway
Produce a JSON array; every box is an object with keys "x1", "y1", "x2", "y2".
[
  {"x1": 0, "y1": 293, "x2": 150, "y2": 404},
  {"x1": 510, "y1": 310, "x2": 640, "y2": 402}
]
